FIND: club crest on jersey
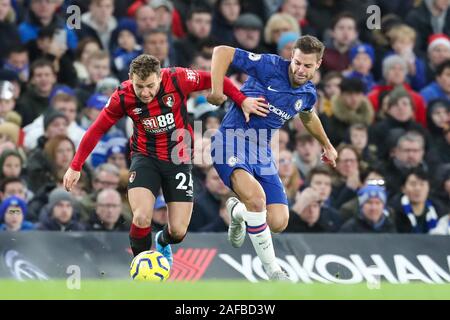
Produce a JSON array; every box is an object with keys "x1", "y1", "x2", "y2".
[
  {"x1": 129, "y1": 171, "x2": 136, "y2": 183},
  {"x1": 295, "y1": 99, "x2": 303, "y2": 111},
  {"x1": 162, "y1": 94, "x2": 175, "y2": 108}
]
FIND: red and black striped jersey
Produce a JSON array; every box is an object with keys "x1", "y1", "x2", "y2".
[{"x1": 70, "y1": 67, "x2": 246, "y2": 171}]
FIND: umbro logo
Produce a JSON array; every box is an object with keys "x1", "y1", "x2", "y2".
[
  {"x1": 133, "y1": 108, "x2": 142, "y2": 115},
  {"x1": 267, "y1": 86, "x2": 279, "y2": 92}
]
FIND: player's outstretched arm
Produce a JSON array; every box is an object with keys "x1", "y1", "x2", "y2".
[
  {"x1": 299, "y1": 111, "x2": 337, "y2": 167},
  {"x1": 208, "y1": 45, "x2": 236, "y2": 105}
]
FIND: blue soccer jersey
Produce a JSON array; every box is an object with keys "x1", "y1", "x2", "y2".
[{"x1": 212, "y1": 48, "x2": 318, "y2": 205}]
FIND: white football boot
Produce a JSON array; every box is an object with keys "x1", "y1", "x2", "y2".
[{"x1": 226, "y1": 197, "x2": 246, "y2": 248}]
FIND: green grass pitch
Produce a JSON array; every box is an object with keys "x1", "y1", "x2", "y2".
[{"x1": 1, "y1": 280, "x2": 450, "y2": 300}]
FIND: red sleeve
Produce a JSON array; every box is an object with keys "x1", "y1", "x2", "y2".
[
  {"x1": 176, "y1": 68, "x2": 246, "y2": 107},
  {"x1": 70, "y1": 92, "x2": 124, "y2": 171}
]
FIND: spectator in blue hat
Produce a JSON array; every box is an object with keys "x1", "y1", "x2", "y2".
[
  {"x1": 277, "y1": 31, "x2": 299, "y2": 60},
  {"x1": 111, "y1": 20, "x2": 143, "y2": 75},
  {"x1": 0, "y1": 195, "x2": 34, "y2": 231},
  {"x1": 345, "y1": 43, "x2": 376, "y2": 94},
  {"x1": 80, "y1": 93, "x2": 109, "y2": 130},
  {"x1": 2, "y1": 45, "x2": 29, "y2": 84},
  {"x1": 106, "y1": 144, "x2": 128, "y2": 170},
  {"x1": 339, "y1": 184, "x2": 396, "y2": 233}
]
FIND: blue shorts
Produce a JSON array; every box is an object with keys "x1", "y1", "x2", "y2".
[{"x1": 211, "y1": 129, "x2": 288, "y2": 205}]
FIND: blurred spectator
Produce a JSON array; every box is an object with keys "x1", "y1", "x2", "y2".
[
  {"x1": 385, "y1": 24, "x2": 427, "y2": 91},
  {"x1": 78, "y1": 50, "x2": 111, "y2": 98},
  {"x1": 18, "y1": 0, "x2": 78, "y2": 50},
  {"x1": 24, "y1": 87, "x2": 85, "y2": 150},
  {"x1": 0, "y1": 0, "x2": 20, "y2": 61},
  {"x1": 111, "y1": 20, "x2": 142, "y2": 76},
  {"x1": 3, "y1": 45, "x2": 30, "y2": 83},
  {"x1": 340, "y1": 184, "x2": 396, "y2": 233},
  {"x1": 339, "y1": 168, "x2": 386, "y2": 222},
  {"x1": 87, "y1": 188, "x2": 129, "y2": 231},
  {"x1": 322, "y1": 12, "x2": 359, "y2": 73},
  {"x1": 331, "y1": 144, "x2": 362, "y2": 210},
  {"x1": 0, "y1": 80, "x2": 22, "y2": 125},
  {"x1": 143, "y1": 28, "x2": 172, "y2": 68},
  {"x1": 73, "y1": 37, "x2": 102, "y2": 84},
  {"x1": 324, "y1": 78, "x2": 374, "y2": 146},
  {"x1": 430, "y1": 212, "x2": 450, "y2": 235},
  {"x1": 293, "y1": 132, "x2": 321, "y2": 180},
  {"x1": 212, "y1": 0, "x2": 241, "y2": 45},
  {"x1": 106, "y1": 144, "x2": 127, "y2": 170},
  {"x1": 0, "y1": 149, "x2": 23, "y2": 179},
  {"x1": 349, "y1": 123, "x2": 378, "y2": 167},
  {"x1": 0, "y1": 177, "x2": 28, "y2": 203},
  {"x1": 135, "y1": 4, "x2": 158, "y2": 40},
  {"x1": 286, "y1": 186, "x2": 341, "y2": 233},
  {"x1": 277, "y1": 31, "x2": 298, "y2": 60},
  {"x1": 150, "y1": 0, "x2": 174, "y2": 32},
  {"x1": 16, "y1": 59, "x2": 57, "y2": 126},
  {"x1": 432, "y1": 165, "x2": 450, "y2": 214},
  {"x1": 192, "y1": 136, "x2": 212, "y2": 196},
  {"x1": 191, "y1": 166, "x2": 230, "y2": 231},
  {"x1": 425, "y1": 34, "x2": 450, "y2": 83},
  {"x1": 231, "y1": 13, "x2": 264, "y2": 53},
  {"x1": 370, "y1": 86, "x2": 430, "y2": 160},
  {"x1": 280, "y1": 0, "x2": 317, "y2": 37},
  {"x1": 405, "y1": 0, "x2": 450, "y2": 54},
  {"x1": 420, "y1": 59, "x2": 450, "y2": 103},
  {"x1": 277, "y1": 149, "x2": 302, "y2": 206},
  {"x1": 317, "y1": 71, "x2": 342, "y2": 117},
  {"x1": 382, "y1": 131, "x2": 433, "y2": 198},
  {"x1": 197, "y1": 196, "x2": 230, "y2": 232},
  {"x1": 367, "y1": 55, "x2": 427, "y2": 127},
  {"x1": 389, "y1": 167, "x2": 446, "y2": 234},
  {"x1": 173, "y1": 5, "x2": 212, "y2": 67},
  {"x1": 27, "y1": 25, "x2": 78, "y2": 87},
  {"x1": 37, "y1": 187, "x2": 84, "y2": 231},
  {"x1": 0, "y1": 68, "x2": 21, "y2": 99},
  {"x1": 0, "y1": 195, "x2": 34, "y2": 231},
  {"x1": 151, "y1": 194, "x2": 168, "y2": 233},
  {"x1": 0, "y1": 120, "x2": 22, "y2": 147},
  {"x1": 426, "y1": 99, "x2": 450, "y2": 144},
  {"x1": 345, "y1": 43, "x2": 375, "y2": 93},
  {"x1": 263, "y1": 13, "x2": 299, "y2": 53},
  {"x1": 78, "y1": 163, "x2": 121, "y2": 222},
  {"x1": 28, "y1": 135, "x2": 74, "y2": 193},
  {"x1": 271, "y1": 127, "x2": 290, "y2": 153},
  {"x1": 77, "y1": 0, "x2": 117, "y2": 52}
]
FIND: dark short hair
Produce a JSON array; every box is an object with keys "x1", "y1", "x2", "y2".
[
  {"x1": 30, "y1": 58, "x2": 56, "y2": 78},
  {"x1": 306, "y1": 165, "x2": 333, "y2": 185},
  {"x1": 331, "y1": 11, "x2": 357, "y2": 30},
  {"x1": 7, "y1": 45, "x2": 28, "y2": 57},
  {"x1": 187, "y1": 4, "x2": 212, "y2": 20},
  {"x1": 143, "y1": 27, "x2": 169, "y2": 42},
  {"x1": 293, "y1": 35, "x2": 325, "y2": 60},
  {"x1": 340, "y1": 77, "x2": 366, "y2": 93},
  {"x1": 129, "y1": 54, "x2": 161, "y2": 79},
  {"x1": 436, "y1": 59, "x2": 450, "y2": 76},
  {"x1": 402, "y1": 167, "x2": 430, "y2": 186},
  {"x1": 0, "y1": 177, "x2": 25, "y2": 193}
]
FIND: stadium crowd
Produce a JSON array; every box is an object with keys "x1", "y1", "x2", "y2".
[{"x1": 0, "y1": 0, "x2": 448, "y2": 234}]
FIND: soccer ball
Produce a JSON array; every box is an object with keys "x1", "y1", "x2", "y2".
[{"x1": 130, "y1": 250, "x2": 171, "y2": 281}]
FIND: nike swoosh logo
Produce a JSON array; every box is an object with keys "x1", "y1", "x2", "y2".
[{"x1": 267, "y1": 86, "x2": 278, "y2": 92}]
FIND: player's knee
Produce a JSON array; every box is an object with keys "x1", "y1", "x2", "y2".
[
  {"x1": 243, "y1": 196, "x2": 266, "y2": 212},
  {"x1": 168, "y1": 227, "x2": 187, "y2": 244},
  {"x1": 132, "y1": 211, "x2": 152, "y2": 228}
]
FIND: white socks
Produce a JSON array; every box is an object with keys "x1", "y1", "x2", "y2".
[{"x1": 233, "y1": 201, "x2": 281, "y2": 275}]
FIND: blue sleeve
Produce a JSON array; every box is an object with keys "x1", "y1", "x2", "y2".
[
  {"x1": 299, "y1": 91, "x2": 317, "y2": 113},
  {"x1": 231, "y1": 48, "x2": 281, "y2": 83},
  {"x1": 18, "y1": 22, "x2": 37, "y2": 44},
  {"x1": 409, "y1": 57, "x2": 426, "y2": 91}
]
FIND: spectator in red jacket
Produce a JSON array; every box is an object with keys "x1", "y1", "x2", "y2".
[{"x1": 368, "y1": 54, "x2": 427, "y2": 127}]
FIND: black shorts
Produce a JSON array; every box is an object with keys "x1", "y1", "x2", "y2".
[{"x1": 128, "y1": 154, "x2": 193, "y2": 203}]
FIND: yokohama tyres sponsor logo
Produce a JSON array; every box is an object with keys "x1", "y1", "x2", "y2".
[
  {"x1": 169, "y1": 248, "x2": 217, "y2": 281},
  {"x1": 219, "y1": 254, "x2": 450, "y2": 284}
]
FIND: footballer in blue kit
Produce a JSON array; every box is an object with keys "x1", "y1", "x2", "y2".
[{"x1": 208, "y1": 35, "x2": 338, "y2": 281}]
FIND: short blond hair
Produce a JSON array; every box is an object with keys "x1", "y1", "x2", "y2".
[
  {"x1": 387, "y1": 24, "x2": 416, "y2": 43},
  {"x1": 264, "y1": 13, "x2": 300, "y2": 44}
]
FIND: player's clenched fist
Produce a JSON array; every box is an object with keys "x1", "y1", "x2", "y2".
[
  {"x1": 207, "y1": 91, "x2": 227, "y2": 106},
  {"x1": 63, "y1": 167, "x2": 81, "y2": 192}
]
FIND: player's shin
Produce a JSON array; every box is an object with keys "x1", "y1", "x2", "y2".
[
  {"x1": 243, "y1": 210, "x2": 281, "y2": 275},
  {"x1": 129, "y1": 223, "x2": 152, "y2": 257}
]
